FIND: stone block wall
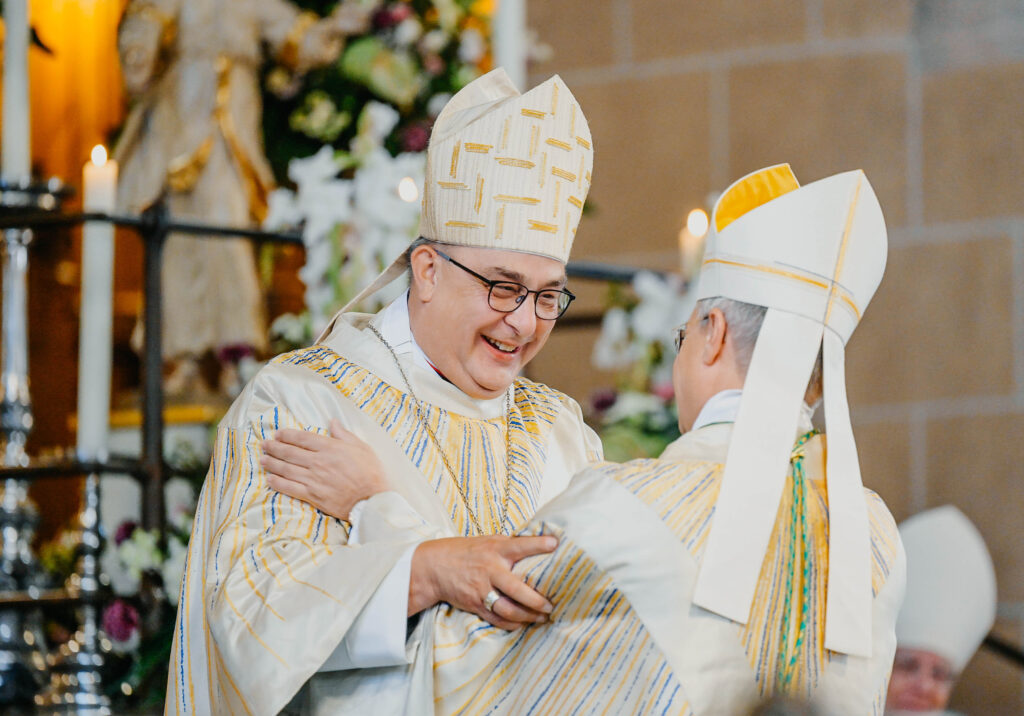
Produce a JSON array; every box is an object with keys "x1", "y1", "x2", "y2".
[{"x1": 527, "y1": 0, "x2": 1024, "y2": 709}]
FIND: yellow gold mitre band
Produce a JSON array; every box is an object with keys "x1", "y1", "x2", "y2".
[{"x1": 701, "y1": 256, "x2": 862, "y2": 320}]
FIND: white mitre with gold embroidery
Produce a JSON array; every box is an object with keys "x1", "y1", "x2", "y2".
[
  {"x1": 897, "y1": 506, "x2": 997, "y2": 671},
  {"x1": 421, "y1": 68, "x2": 592, "y2": 257},
  {"x1": 691, "y1": 164, "x2": 888, "y2": 657},
  {"x1": 317, "y1": 68, "x2": 593, "y2": 340}
]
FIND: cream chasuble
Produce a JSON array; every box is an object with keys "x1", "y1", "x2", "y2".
[
  {"x1": 165, "y1": 309, "x2": 601, "y2": 716},
  {"x1": 340, "y1": 422, "x2": 904, "y2": 716}
]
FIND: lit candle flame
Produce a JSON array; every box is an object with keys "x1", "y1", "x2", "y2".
[
  {"x1": 91, "y1": 145, "x2": 108, "y2": 167},
  {"x1": 397, "y1": 176, "x2": 419, "y2": 203},
  {"x1": 686, "y1": 208, "x2": 709, "y2": 239}
]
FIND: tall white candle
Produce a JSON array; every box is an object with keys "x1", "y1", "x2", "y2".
[
  {"x1": 494, "y1": 0, "x2": 526, "y2": 91},
  {"x1": 77, "y1": 146, "x2": 118, "y2": 459},
  {"x1": 2, "y1": 0, "x2": 31, "y2": 180}
]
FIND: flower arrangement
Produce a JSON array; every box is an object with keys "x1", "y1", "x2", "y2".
[
  {"x1": 37, "y1": 441, "x2": 208, "y2": 709},
  {"x1": 96, "y1": 439, "x2": 208, "y2": 708},
  {"x1": 589, "y1": 271, "x2": 697, "y2": 461},
  {"x1": 261, "y1": 0, "x2": 502, "y2": 339},
  {"x1": 96, "y1": 509, "x2": 192, "y2": 709}
]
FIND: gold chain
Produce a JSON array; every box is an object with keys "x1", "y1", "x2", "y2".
[{"x1": 367, "y1": 324, "x2": 515, "y2": 536}]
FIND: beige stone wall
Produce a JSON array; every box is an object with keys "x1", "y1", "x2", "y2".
[{"x1": 527, "y1": 0, "x2": 1024, "y2": 710}]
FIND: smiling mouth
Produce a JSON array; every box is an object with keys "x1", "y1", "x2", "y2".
[{"x1": 483, "y1": 336, "x2": 521, "y2": 354}]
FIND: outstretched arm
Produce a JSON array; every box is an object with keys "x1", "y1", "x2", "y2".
[{"x1": 262, "y1": 425, "x2": 557, "y2": 631}]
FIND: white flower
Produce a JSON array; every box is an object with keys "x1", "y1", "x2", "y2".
[
  {"x1": 270, "y1": 312, "x2": 310, "y2": 346},
  {"x1": 631, "y1": 271, "x2": 697, "y2": 379},
  {"x1": 603, "y1": 390, "x2": 666, "y2": 424},
  {"x1": 237, "y1": 356, "x2": 263, "y2": 385},
  {"x1": 350, "y1": 101, "x2": 402, "y2": 161},
  {"x1": 117, "y1": 529, "x2": 162, "y2": 578},
  {"x1": 592, "y1": 307, "x2": 639, "y2": 370},
  {"x1": 160, "y1": 538, "x2": 189, "y2": 606},
  {"x1": 420, "y1": 29, "x2": 448, "y2": 54},
  {"x1": 393, "y1": 17, "x2": 422, "y2": 47},
  {"x1": 426, "y1": 92, "x2": 451, "y2": 118},
  {"x1": 631, "y1": 271, "x2": 685, "y2": 343},
  {"x1": 649, "y1": 357, "x2": 675, "y2": 388},
  {"x1": 288, "y1": 145, "x2": 341, "y2": 188},
  {"x1": 263, "y1": 188, "x2": 302, "y2": 230},
  {"x1": 458, "y1": 27, "x2": 485, "y2": 64},
  {"x1": 352, "y1": 149, "x2": 424, "y2": 232},
  {"x1": 298, "y1": 178, "x2": 353, "y2": 246},
  {"x1": 165, "y1": 478, "x2": 196, "y2": 531},
  {"x1": 284, "y1": 147, "x2": 355, "y2": 249},
  {"x1": 102, "y1": 546, "x2": 139, "y2": 597}
]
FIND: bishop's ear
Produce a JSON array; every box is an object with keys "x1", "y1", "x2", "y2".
[
  {"x1": 409, "y1": 245, "x2": 440, "y2": 301},
  {"x1": 701, "y1": 308, "x2": 729, "y2": 366}
]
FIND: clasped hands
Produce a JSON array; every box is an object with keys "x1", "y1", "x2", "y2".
[{"x1": 261, "y1": 420, "x2": 556, "y2": 631}]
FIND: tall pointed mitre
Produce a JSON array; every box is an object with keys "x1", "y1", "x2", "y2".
[
  {"x1": 690, "y1": 164, "x2": 888, "y2": 657},
  {"x1": 316, "y1": 68, "x2": 593, "y2": 341},
  {"x1": 897, "y1": 506, "x2": 997, "y2": 671}
]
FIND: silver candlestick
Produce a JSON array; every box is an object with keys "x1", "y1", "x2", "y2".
[
  {"x1": 0, "y1": 206, "x2": 49, "y2": 708},
  {"x1": 1, "y1": 225, "x2": 33, "y2": 468},
  {"x1": 35, "y1": 472, "x2": 111, "y2": 715}
]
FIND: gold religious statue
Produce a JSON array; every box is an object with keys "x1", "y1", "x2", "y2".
[{"x1": 115, "y1": 0, "x2": 374, "y2": 395}]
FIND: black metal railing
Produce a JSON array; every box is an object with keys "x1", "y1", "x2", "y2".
[{"x1": 0, "y1": 204, "x2": 302, "y2": 535}]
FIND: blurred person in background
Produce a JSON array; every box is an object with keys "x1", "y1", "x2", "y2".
[{"x1": 886, "y1": 506, "x2": 997, "y2": 715}]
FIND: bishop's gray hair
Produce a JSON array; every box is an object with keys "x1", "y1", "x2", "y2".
[
  {"x1": 695, "y1": 297, "x2": 766, "y2": 374},
  {"x1": 695, "y1": 296, "x2": 824, "y2": 405}
]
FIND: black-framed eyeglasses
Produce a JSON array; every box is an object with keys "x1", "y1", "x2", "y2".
[
  {"x1": 673, "y1": 315, "x2": 709, "y2": 352},
  {"x1": 434, "y1": 249, "x2": 576, "y2": 320}
]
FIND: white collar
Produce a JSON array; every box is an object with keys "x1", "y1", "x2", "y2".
[
  {"x1": 691, "y1": 389, "x2": 743, "y2": 431},
  {"x1": 378, "y1": 291, "x2": 434, "y2": 373},
  {"x1": 691, "y1": 389, "x2": 815, "y2": 434}
]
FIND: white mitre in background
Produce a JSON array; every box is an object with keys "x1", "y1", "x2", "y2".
[{"x1": 897, "y1": 505, "x2": 997, "y2": 671}]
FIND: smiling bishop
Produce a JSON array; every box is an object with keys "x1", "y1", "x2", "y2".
[{"x1": 166, "y1": 68, "x2": 602, "y2": 716}]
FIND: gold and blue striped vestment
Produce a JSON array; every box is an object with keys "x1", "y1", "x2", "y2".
[
  {"x1": 167, "y1": 313, "x2": 602, "y2": 716},
  {"x1": 430, "y1": 425, "x2": 904, "y2": 715}
]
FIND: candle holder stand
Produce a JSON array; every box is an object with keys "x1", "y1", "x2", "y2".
[{"x1": 0, "y1": 181, "x2": 68, "y2": 713}]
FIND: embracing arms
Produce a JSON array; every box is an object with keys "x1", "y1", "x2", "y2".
[{"x1": 261, "y1": 422, "x2": 556, "y2": 630}]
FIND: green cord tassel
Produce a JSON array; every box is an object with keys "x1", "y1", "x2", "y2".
[{"x1": 776, "y1": 430, "x2": 818, "y2": 692}]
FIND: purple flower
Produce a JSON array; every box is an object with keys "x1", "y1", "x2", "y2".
[
  {"x1": 113, "y1": 521, "x2": 138, "y2": 546},
  {"x1": 591, "y1": 388, "x2": 617, "y2": 413},
  {"x1": 101, "y1": 599, "x2": 140, "y2": 643},
  {"x1": 372, "y1": 4, "x2": 409, "y2": 30},
  {"x1": 216, "y1": 343, "x2": 256, "y2": 365},
  {"x1": 401, "y1": 122, "x2": 430, "y2": 152}
]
